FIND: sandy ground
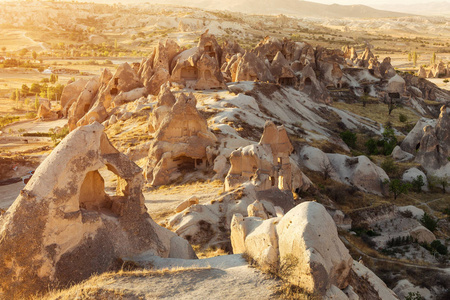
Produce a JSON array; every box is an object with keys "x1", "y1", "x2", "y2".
[
  {"x1": 62, "y1": 254, "x2": 277, "y2": 300},
  {"x1": 0, "y1": 181, "x2": 24, "y2": 210},
  {"x1": 4, "y1": 118, "x2": 67, "y2": 133}
]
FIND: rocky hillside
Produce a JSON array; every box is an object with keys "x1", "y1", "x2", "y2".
[{"x1": 1, "y1": 28, "x2": 449, "y2": 300}]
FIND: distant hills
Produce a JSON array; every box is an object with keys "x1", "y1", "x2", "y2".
[{"x1": 135, "y1": 0, "x2": 411, "y2": 18}]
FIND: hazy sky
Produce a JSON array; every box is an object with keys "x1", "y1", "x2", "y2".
[{"x1": 311, "y1": 0, "x2": 441, "y2": 3}]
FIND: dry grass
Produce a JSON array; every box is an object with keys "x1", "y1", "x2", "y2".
[
  {"x1": 332, "y1": 101, "x2": 421, "y2": 129},
  {"x1": 38, "y1": 266, "x2": 212, "y2": 300},
  {"x1": 192, "y1": 244, "x2": 229, "y2": 259},
  {"x1": 149, "y1": 179, "x2": 223, "y2": 195}
]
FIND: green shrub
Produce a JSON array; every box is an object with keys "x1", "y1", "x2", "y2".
[
  {"x1": 340, "y1": 130, "x2": 357, "y2": 149},
  {"x1": 365, "y1": 138, "x2": 379, "y2": 155},
  {"x1": 381, "y1": 157, "x2": 399, "y2": 177},
  {"x1": 411, "y1": 175, "x2": 425, "y2": 193},
  {"x1": 430, "y1": 240, "x2": 448, "y2": 255},
  {"x1": 420, "y1": 213, "x2": 437, "y2": 232},
  {"x1": 399, "y1": 113, "x2": 408, "y2": 123}
]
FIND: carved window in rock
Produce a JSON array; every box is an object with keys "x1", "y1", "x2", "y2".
[
  {"x1": 304, "y1": 77, "x2": 312, "y2": 86},
  {"x1": 172, "y1": 156, "x2": 196, "y2": 172},
  {"x1": 278, "y1": 175, "x2": 284, "y2": 190},
  {"x1": 269, "y1": 176, "x2": 276, "y2": 187},
  {"x1": 204, "y1": 43, "x2": 216, "y2": 60},
  {"x1": 84, "y1": 103, "x2": 90, "y2": 113},
  {"x1": 79, "y1": 166, "x2": 123, "y2": 216}
]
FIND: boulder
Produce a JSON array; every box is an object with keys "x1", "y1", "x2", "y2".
[
  {"x1": 409, "y1": 226, "x2": 436, "y2": 244},
  {"x1": 0, "y1": 122, "x2": 196, "y2": 299},
  {"x1": 400, "y1": 118, "x2": 436, "y2": 154},
  {"x1": 247, "y1": 200, "x2": 268, "y2": 219},
  {"x1": 175, "y1": 196, "x2": 199, "y2": 213},
  {"x1": 393, "y1": 279, "x2": 432, "y2": 300},
  {"x1": 277, "y1": 202, "x2": 353, "y2": 294},
  {"x1": 37, "y1": 99, "x2": 58, "y2": 120},
  {"x1": 391, "y1": 146, "x2": 414, "y2": 162},
  {"x1": 402, "y1": 168, "x2": 428, "y2": 191}
]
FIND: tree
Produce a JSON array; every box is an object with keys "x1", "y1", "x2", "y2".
[
  {"x1": 428, "y1": 175, "x2": 449, "y2": 193},
  {"x1": 32, "y1": 50, "x2": 37, "y2": 61},
  {"x1": 405, "y1": 291, "x2": 424, "y2": 300},
  {"x1": 30, "y1": 83, "x2": 41, "y2": 95},
  {"x1": 19, "y1": 48, "x2": 28, "y2": 57},
  {"x1": 407, "y1": 52, "x2": 412, "y2": 62},
  {"x1": 15, "y1": 89, "x2": 20, "y2": 108},
  {"x1": 384, "y1": 179, "x2": 410, "y2": 200},
  {"x1": 412, "y1": 51, "x2": 418, "y2": 67},
  {"x1": 431, "y1": 52, "x2": 436, "y2": 65},
  {"x1": 34, "y1": 94, "x2": 39, "y2": 111},
  {"x1": 340, "y1": 130, "x2": 357, "y2": 149},
  {"x1": 421, "y1": 213, "x2": 437, "y2": 232},
  {"x1": 50, "y1": 74, "x2": 58, "y2": 84},
  {"x1": 411, "y1": 175, "x2": 425, "y2": 193},
  {"x1": 361, "y1": 93, "x2": 369, "y2": 108},
  {"x1": 21, "y1": 84, "x2": 29, "y2": 96}
]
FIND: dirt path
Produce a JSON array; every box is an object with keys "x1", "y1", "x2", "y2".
[
  {"x1": 21, "y1": 31, "x2": 47, "y2": 51},
  {"x1": 4, "y1": 118, "x2": 67, "y2": 133}
]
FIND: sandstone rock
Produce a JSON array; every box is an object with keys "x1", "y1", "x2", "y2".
[
  {"x1": 144, "y1": 93, "x2": 217, "y2": 186},
  {"x1": 392, "y1": 145, "x2": 414, "y2": 162},
  {"x1": 37, "y1": 99, "x2": 58, "y2": 120},
  {"x1": 386, "y1": 74, "x2": 406, "y2": 94},
  {"x1": 350, "y1": 261, "x2": 398, "y2": 300},
  {"x1": 397, "y1": 205, "x2": 425, "y2": 219},
  {"x1": 400, "y1": 118, "x2": 436, "y2": 154},
  {"x1": 270, "y1": 51, "x2": 296, "y2": 86},
  {"x1": 247, "y1": 200, "x2": 268, "y2": 219},
  {"x1": 225, "y1": 121, "x2": 297, "y2": 192},
  {"x1": 410, "y1": 225, "x2": 436, "y2": 244},
  {"x1": 277, "y1": 202, "x2": 353, "y2": 294},
  {"x1": 175, "y1": 196, "x2": 199, "y2": 213},
  {"x1": 359, "y1": 47, "x2": 374, "y2": 68},
  {"x1": 393, "y1": 279, "x2": 432, "y2": 300},
  {"x1": 379, "y1": 57, "x2": 396, "y2": 79},
  {"x1": 0, "y1": 122, "x2": 196, "y2": 298},
  {"x1": 402, "y1": 168, "x2": 428, "y2": 191},
  {"x1": 231, "y1": 213, "x2": 279, "y2": 270},
  {"x1": 232, "y1": 51, "x2": 275, "y2": 82},
  {"x1": 194, "y1": 53, "x2": 227, "y2": 90},
  {"x1": 60, "y1": 78, "x2": 89, "y2": 116}
]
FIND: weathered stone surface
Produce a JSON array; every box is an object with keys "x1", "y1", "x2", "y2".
[
  {"x1": 0, "y1": 122, "x2": 196, "y2": 299},
  {"x1": 232, "y1": 51, "x2": 275, "y2": 83},
  {"x1": 37, "y1": 99, "x2": 59, "y2": 120},
  {"x1": 144, "y1": 93, "x2": 217, "y2": 186},
  {"x1": 175, "y1": 196, "x2": 199, "y2": 213},
  {"x1": 410, "y1": 225, "x2": 436, "y2": 244},
  {"x1": 402, "y1": 168, "x2": 428, "y2": 191},
  {"x1": 225, "y1": 121, "x2": 297, "y2": 192},
  {"x1": 401, "y1": 118, "x2": 436, "y2": 154},
  {"x1": 60, "y1": 78, "x2": 89, "y2": 116},
  {"x1": 277, "y1": 202, "x2": 353, "y2": 294},
  {"x1": 392, "y1": 145, "x2": 414, "y2": 162}
]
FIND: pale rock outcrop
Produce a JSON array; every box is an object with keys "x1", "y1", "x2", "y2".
[
  {"x1": 247, "y1": 200, "x2": 268, "y2": 219},
  {"x1": 409, "y1": 225, "x2": 436, "y2": 244},
  {"x1": 397, "y1": 205, "x2": 425, "y2": 219},
  {"x1": 327, "y1": 154, "x2": 389, "y2": 196},
  {"x1": 37, "y1": 99, "x2": 59, "y2": 120},
  {"x1": 393, "y1": 279, "x2": 432, "y2": 300},
  {"x1": 350, "y1": 261, "x2": 399, "y2": 300},
  {"x1": 299, "y1": 64, "x2": 330, "y2": 103},
  {"x1": 138, "y1": 39, "x2": 181, "y2": 95},
  {"x1": 253, "y1": 36, "x2": 283, "y2": 63},
  {"x1": 402, "y1": 168, "x2": 428, "y2": 191},
  {"x1": 0, "y1": 122, "x2": 196, "y2": 299},
  {"x1": 194, "y1": 53, "x2": 227, "y2": 90},
  {"x1": 175, "y1": 196, "x2": 199, "y2": 213},
  {"x1": 225, "y1": 121, "x2": 298, "y2": 192},
  {"x1": 60, "y1": 78, "x2": 89, "y2": 116},
  {"x1": 270, "y1": 51, "x2": 296, "y2": 86},
  {"x1": 232, "y1": 202, "x2": 353, "y2": 296},
  {"x1": 391, "y1": 145, "x2": 414, "y2": 162},
  {"x1": 171, "y1": 31, "x2": 226, "y2": 90},
  {"x1": 231, "y1": 214, "x2": 279, "y2": 269},
  {"x1": 386, "y1": 74, "x2": 406, "y2": 94},
  {"x1": 232, "y1": 51, "x2": 275, "y2": 83},
  {"x1": 148, "y1": 83, "x2": 176, "y2": 133},
  {"x1": 400, "y1": 118, "x2": 436, "y2": 154},
  {"x1": 144, "y1": 93, "x2": 217, "y2": 186}
]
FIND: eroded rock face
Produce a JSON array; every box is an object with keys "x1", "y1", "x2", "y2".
[
  {"x1": 416, "y1": 106, "x2": 450, "y2": 173},
  {"x1": 231, "y1": 201, "x2": 353, "y2": 296},
  {"x1": 0, "y1": 122, "x2": 196, "y2": 299},
  {"x1": 144, "y1": 92, "x2": 217, "y2": 186},
  {"x1": 232, "y1": 51, "x2": 275, "y2": 83},
  {"x1": 171, "y1": 31, "x2": 227, "y2": 90},
  {"x1": 60, "y1": 78, "x2": 89, "y2": 116},
  {"x1": 225, "y1": 121, "x2": 298, "y2": 192}
]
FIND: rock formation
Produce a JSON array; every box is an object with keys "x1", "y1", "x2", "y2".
[
  {"x1": 171, "y1": 31, "x2": 227, "y2": 90},
  {"x1": 231, "y1": 51, "x2": 275, "y2": 83},
  {"x1": 225, "y1": 121, "x2": 298, "y2": 192},
  {"x1": 0, "y1": 122, "x2": 196, "y2": 299},
  {"x1": 232, "y1": 202, "x2": 400, "y2": 299},
  {"x1": 60, "y1": 78, "x2": 89, "y2": 116},
  {"x1": 144, "y1": 92, "x2": 217, "y2": 186}
]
